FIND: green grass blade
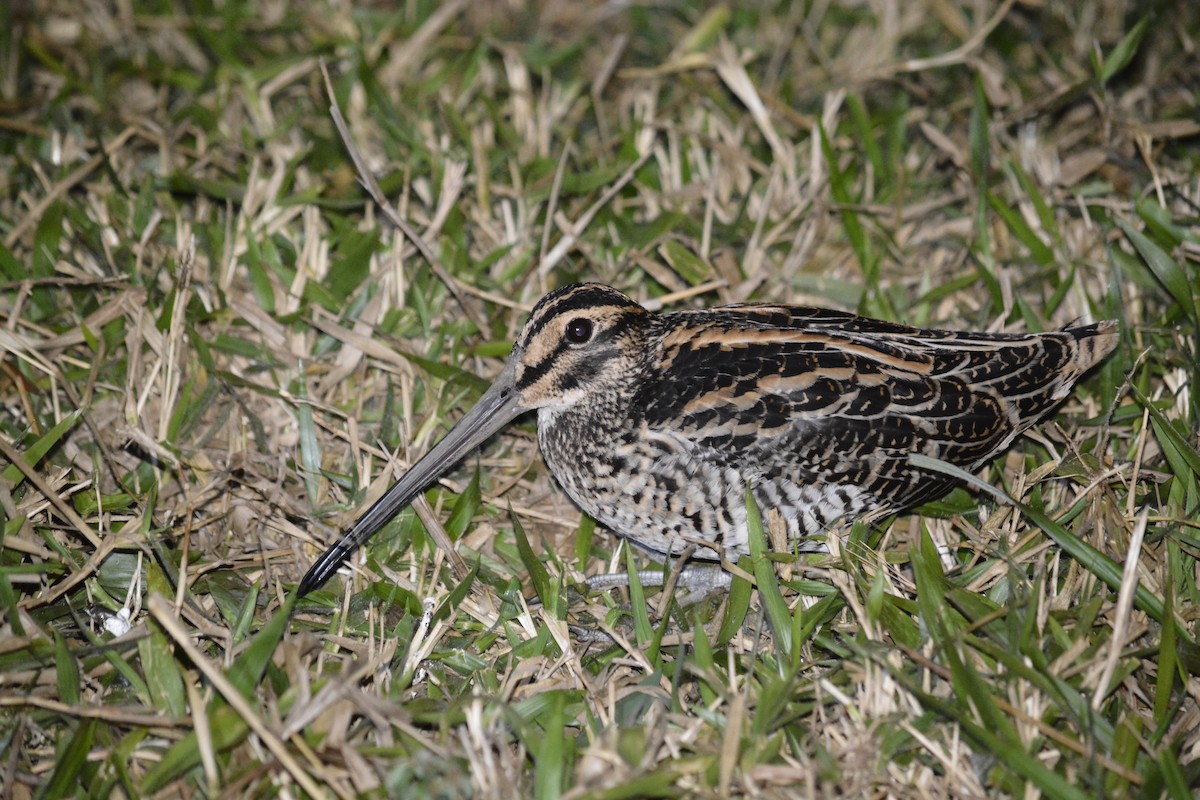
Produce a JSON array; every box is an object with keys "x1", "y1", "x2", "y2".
[
  {"x1": 910, "y1": 453, "x2": 1187, "y2": 642},
  {"x1": 1156, "y1": 745, "x2": 1192, "y2": 800},
  {"x1": 533, "y1": 692, "x2": 566, "y2": 800},
  {"x1": 432, "y1": 561, "x2": 478, "y2": 625},
  {"x1": 1135, "y1": 386, "x2": 1200, "y2": 480},
  {"x1": 292, "y1": 374, "x2": 322, "y2": 505},
  {"x1": 40, "y1": 718, "x2": 97, "y2": 800},
  {"x1": 1097, "y1": 17, "x2": 1150, "y2": 84},
  {"x1": 908, "y1": 683, "x2": 1090, "y2": 800},
  {"x1": 1154, "y1": 563, "x2": 1179, "y2": 727},
  {"x1": 1, "y1": 410, "x2": 83, "y2": 486},
  {"x1": 140, "y1": 705, "x2": 249, "y2": 794},
  {"x1": 444, "y1": 466, "x2": 482, "y2": 541},
  {"x1": 53, "y1": 632, "x2": 80, "y2": 706},
  {"x1": 231, "y1": 579, "x2": 260, "y2": 644},
  {"x1": 820, "y1": 122, "x2": 876, "y2": 287},
  {"x1": 141, "y1": 564, "x2": 188, "y2": 719},
  {"x1": 716, "y1": 563, "x2": 753, "y2": 646},
  {"x1": 227, "y1": 599, "x2": 291, "y2": 697},
  {"x1": 141, "y1": 603, "x2": 291, "y2": 793},
  {"x1": 573, "y1": 514, "x2": 596, "y2": 572},
  {"x1": 745, "y1": 487, "x2": 792, "y2": 660},
  {"x1": 988, "y1": 190, "x2": 1054, "y2": 266},
  {"x1": 1117, "y1": 216, "x2": 1197, "y2": 326},
  {"x1": 511, "y1": 503, "x2": 555, "y2": 614},
  {"x1": 623, "y1": 545, "x2": 653, "y2": 646}
]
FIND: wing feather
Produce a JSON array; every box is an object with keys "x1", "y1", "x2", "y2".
[{"x1": 637, "y1": 306, "x2": 1112, "y2": 512}]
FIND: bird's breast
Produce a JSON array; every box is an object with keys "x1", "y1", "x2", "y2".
[{"x1": 534, "y1": 405, "x2": 877, "y2": 558}]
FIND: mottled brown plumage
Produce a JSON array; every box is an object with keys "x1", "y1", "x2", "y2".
[{"x1": 298, "y1": 284, "x2": 1118, "y2": 596}]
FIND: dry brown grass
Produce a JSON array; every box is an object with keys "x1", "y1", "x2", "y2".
[{"x1": 2, "y1": 0, "x2": 1199, "y2": 797}]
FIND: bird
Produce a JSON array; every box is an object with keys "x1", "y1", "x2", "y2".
[{"x1": 296, "y1": 283, "x2": 1118, "y2": 597}]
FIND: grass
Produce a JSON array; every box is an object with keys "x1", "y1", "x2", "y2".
[{"x1": 2, "y1": 0, "x2": 1199, "y2": 797}]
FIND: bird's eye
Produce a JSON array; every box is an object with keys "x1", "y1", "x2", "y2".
[{"x1": 564, "y1": 318, "x2": 594, "y2": 344}]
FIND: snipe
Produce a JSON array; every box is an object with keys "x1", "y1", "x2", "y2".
[{"x1": 297, "y1": 284, "x2": 1117, "y2": 596}]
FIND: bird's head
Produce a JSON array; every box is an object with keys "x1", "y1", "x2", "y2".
[{"x1": 508, "y1": 283, "x2": 649, "y2": 411}]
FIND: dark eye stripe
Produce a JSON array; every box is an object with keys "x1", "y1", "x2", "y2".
[
  {"x1": 516, "y1": 312, "x2": 645, "y2": 391},
  {"x1": 520, "y1": 285, "x2": 639, "y2": 345},
  {"x1": 516, "y1": 338, "x2": 573, "y2": 390}
]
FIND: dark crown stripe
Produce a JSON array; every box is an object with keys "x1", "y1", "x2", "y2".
[{"x1": 522, "y1": 284, "x2": 641, "y2": 344}]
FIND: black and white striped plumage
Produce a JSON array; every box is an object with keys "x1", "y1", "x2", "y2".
[{"x1": 298, "y1": 283, "x2": 1117, "y2": 595}]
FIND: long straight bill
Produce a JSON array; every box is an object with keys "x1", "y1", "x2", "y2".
[{"x1": 297, "y1": 361, "x2": 526, "y2": 596}]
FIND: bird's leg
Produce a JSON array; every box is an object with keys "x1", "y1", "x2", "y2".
[
  {"x1": 584, "y1": 545, "x2": 733, "y2": 608},
  {"x1": 569, "y1": 548, "x2": 726, "y2": 644},
  {"x1": 585, "y1": 570, "x2": 669, "y2": 590},
  {"x1": 666, "y1": 563, "x2": 733, "y2": 606}
]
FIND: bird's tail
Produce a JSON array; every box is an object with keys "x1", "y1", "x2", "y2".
[{"x1": 1065, "y1": 319, "x2": 1120, "y2": 377}]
